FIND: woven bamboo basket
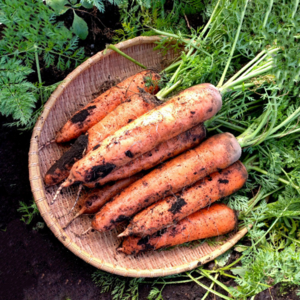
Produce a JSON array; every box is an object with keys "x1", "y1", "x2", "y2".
[{"x1": 29, "y1": 36, "x2": 248, "y2": 277}]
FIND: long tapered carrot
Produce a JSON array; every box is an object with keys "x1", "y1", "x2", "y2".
[
  {"x1": 120, "y1": 161, "x2": 247, "y2": 237},
  {"x1": 61, "y1": 83, "x2": 222, "y2": 187},
  {"x1": 55, "y1": 70, "x2": 160, "y2": 143},
  {"x1": 45, "y1": 93, "x2": 159, "y2": 186},
  {"x1": 86, "y1": 93, "x2": 160, "y2": 153},
  {"x1": 91, "y1": 132, "x2": 241, "y2": 232},
  {"x1": 63, "y1": 174, "x2": 142, "y2": 229},
  {"x1": 118, "y1": 203, "x2": 237, "y2": 255},
  {"x1": 84, "y1": 123, "x2": 206, "y2": 188}
]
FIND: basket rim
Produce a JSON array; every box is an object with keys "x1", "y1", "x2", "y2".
[{"x1": 28, "y1": 36, "x2": 248, "y2": 278}]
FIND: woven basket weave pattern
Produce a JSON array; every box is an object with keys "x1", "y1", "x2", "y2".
[{"x1": 29, "y1": 36, "x2": 247, "y2": 277}]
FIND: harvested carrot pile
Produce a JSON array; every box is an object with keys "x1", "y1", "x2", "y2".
[
  {"x1": 41, "y1": 64, "x2": 249, "y2": 255},
  {"x1": 42, "y1": 24, "x2": 299, "y2": 256}
]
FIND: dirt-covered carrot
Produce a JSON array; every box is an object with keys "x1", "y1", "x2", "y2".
[
  {"x1": 86, "y1": 93, "x2": 160, "y2": 153},
  {"x1": 84, "y1": 124, "x2": 206, "y2": 188},
  {"x1": 120, "y1": 161, "x2": 247, "y2": 237},
  {"x1": 45, "y1": 93, "x2": 159, "y2": 186},
  {"x1": 63, "y1": 174, "x2": 142, "y2": 229},
  {"x1": 62, "y1": 83, "x2": 222, "y2": 187},
  {"x1": 118, "y1": 203, "x2": 237, "y2": 255},
  {"x1": 44, "y1": 135, "x2": 88, "y2": 186},
  {"x1": 55, "y1": 70, "x2": 161, "y2": 143},
  {"x1": 92, "y1": 132, "x2": 241, "y2": 232}
]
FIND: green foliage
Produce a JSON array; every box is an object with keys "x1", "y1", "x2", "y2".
[
  {"x1": 71, "y1": 11, "x2": 89, "y2": 39},
  {"x1": 0, "y1": 58, "x2": 37, "y2": 126},
  {"x1": 231, "y1": 243, "x2": 300, "y2": 298},
  {"x1": 0, "y1": 0, "x2": 85, "y2": 68},
  {"x1": 0, "y1": 0, "x2": 85, "y2": 126},
  {"x1": 82, "y1": 0, "x2": 122, "y2": 13},
  {"x1": 92, "y1": 270, "x2": 144, "y2": 300},
  {"x1": 113, "y1": 0, "x2": 206, "y2": 43},
  {"x1": 46, "y1": 0, "x2": 123, "y2": 39},
  {"x1": 47, "y1": 0, "x2": 90, "y2": 39},
  {"x1": 17, "y1": 200, "x2": 39, "y2": 225}
]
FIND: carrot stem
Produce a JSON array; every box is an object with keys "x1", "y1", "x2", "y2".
[
  {"x1": 222, "y1": 50, "x2": 267, "y2": 87},
  {"x1": 250, "y1": 166, "x2": 300, "y2": 191},
  {"x1": 186, "y1": 272, "x2": 232, "y2": 300},
  {"x1": 200, "y1": 0, "x2": 223, "y2": 39},
  {"x1": 201, "y1": 274, "x2": 218, "y2": 300},
  {"x1": 200, "y1": 269, "x2": 233, "y2": 296},
  {"x1": 217, "y1": 0, "x2": 249, "y2": 88},
  {"x1": 143, "y1": 275, "x2": 204, "y2": 285},
  {"x1": 263, "y1": 0, "x2": 274, "y2": 27},
  {"x1": 34, "y1": 44, "x2": 43, "y2": 102},
  {"x1": 156, "y1": 80, "x2": 182, "y2": 100},
  {"x1": 107, "y1": 45, "x2": 147, "y2": 69}
]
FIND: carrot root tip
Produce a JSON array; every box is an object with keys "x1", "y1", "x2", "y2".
[
  {"x1": 51, "y1": 185, "x2": 63, "y2": 204},
  {"x1": 70, "y1": 184, "x2": 83, "y2": 212},
  {"x1": 51, "y1": 181, "x2": 70, "y2": 204},
  {"x1": 71, "y1": 227, "x2": 93, "y2": 238},
  {"x1": 62, "y1": 211, "x2": 81, "y2": 229},
  {"x1": 118, "y1": 230, "x2": 129, "y2": 238}
]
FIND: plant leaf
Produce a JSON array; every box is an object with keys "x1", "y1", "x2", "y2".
[
  {"x1": 81, "y1": 0, "x2": 94, "y2": 9},
  {"x1": 46, "y1": 0, "x2": 69, "y2": 14},
  {"x1": 71, "y1": 11, "x2": 89, "y2": 40}
]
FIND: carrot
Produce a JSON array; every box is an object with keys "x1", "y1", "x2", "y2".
[
  {"x1": 63, "y1": 174, "x2": 142, "y2": 229},
  {"x1": 120, "y1": 161, "x2": 247, "y2": 237},
  {"x1": 55, "y1": 70, "x2": 161, "y2": 143},
  {"x1": 45, "y1": 93, "x2": 159, "y2": 186},
  {"x1": 91, "y1": 132, "x2": 241, "y2": 232},
  {"x1": 118, "y1": 203, "x2": 237, "y2": 255},
  {"x1": 62, "y1": 83, "x2": 222, "y2": 187},
  {"x1": 44, "y1": 134, "x2": 88, "y2": 186},
  {"x1": 84, "y1": 123, "x2": 206, "y2": 188},
  {"x1": 86, "y1": 93, "x2": 160, "y2": 153}
]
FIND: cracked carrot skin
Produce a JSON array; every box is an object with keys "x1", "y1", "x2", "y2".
[
  {"x1": 86, "y1": 93, "x2": 160, "y2": 153},
  {"x1": 66, "y1": 83, "x2": 222, "y2": 185},
  {"x1": 121, "y1": 161, "x2": 248, "y2": 237},
  {"x1": 84, "y1": 123, "x2": 206, "y2": 188},
  {"x1": 91, "y1": 132, "x2": 241, "y2": 232},
  {"x1": 55, "y1": 70, "x2": 161, "y2": 143},
  {"x1": 118, "y1": 203, "x2": 237, "y2": 255}
]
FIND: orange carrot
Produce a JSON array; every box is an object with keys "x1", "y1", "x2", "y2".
[
  {"x1": 86, "y1": 93, "x2": 160, "y2": 153},
  {"x1": 120, "y1": 161, "x2": 247, "y2": 237},
  {"x1": 63, "y1": 174, "x2": 142, "y2": 229},
  {"x1": 118, "y1": 203, "x2": 237, "y2": 255},
  {"x1": 63, "y1": 83, "x2": 222, "y2": 187},
  {"x1": 55, "y1": 70, "x2": 160, "y2": 143},
  {"x1": 92, "y1": 132, "x2": 241, "y2": 232},
  {"x1": 45, "y1": 93, "x2": 159, "y2": 186},
  {"x1": 84, "y1": 123, "x2": 206, "y2": 188}
]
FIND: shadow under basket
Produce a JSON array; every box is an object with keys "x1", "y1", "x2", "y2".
[{"x1": 29, "y1": 36, "x2": 248, "y2": 277}]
